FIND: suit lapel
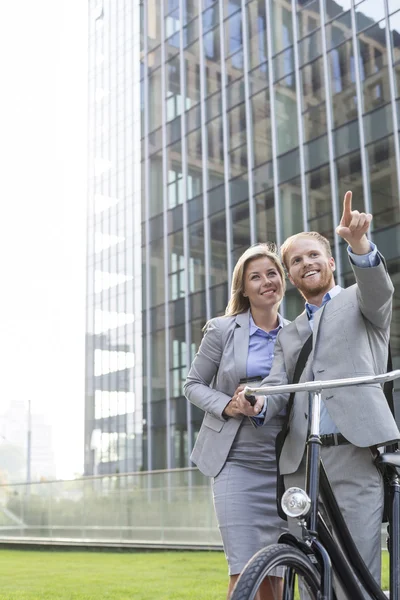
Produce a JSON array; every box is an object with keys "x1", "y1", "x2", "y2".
[
  {"x1": 312, "y1": 303, "x2": 324, "y2": 341},
  {"x1": 294, "y1": 312, "x2": 312, "y2": 382},
  {"x1": 304, "y1": 303, "x2": 328, "y2": 380},
  {"x1": 295, "y1": 311, "x2": 310, "y2": 344},
  {"x1": 234, "y1": 310, "x2": 250, "y2": 381}
]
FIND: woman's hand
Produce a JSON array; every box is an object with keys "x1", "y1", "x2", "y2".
[
  {"x1": 237, "y1": 389, "x2": 265, "y2": 417},
  {"x1": 223, "y1": 385, "x2": 246, "y2": 418}
]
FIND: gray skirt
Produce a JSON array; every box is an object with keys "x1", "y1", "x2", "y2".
[{"x1": 212, "y1": 416, "x2": 287, "y2": 575}]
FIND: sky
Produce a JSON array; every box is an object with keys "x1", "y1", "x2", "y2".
[{"x1": 0, "y1": 2, "x2": 88, "y2": 479}]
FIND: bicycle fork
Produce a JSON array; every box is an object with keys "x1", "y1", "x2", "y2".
[{"x1": 305, "y1": 391, "x2": 334, "y2": 600}]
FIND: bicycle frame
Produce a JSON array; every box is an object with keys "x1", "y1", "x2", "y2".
[{"x1": 245, "y1": 369, "x2": 400, "y2": 600}]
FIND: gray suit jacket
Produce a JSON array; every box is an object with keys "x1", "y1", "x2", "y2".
[
  {"x1": 260, "y1": 255, "x2": 400, "y2": 475},
  {"x1": 184, "y1": 309, "x2": 289, "y2": 477}
]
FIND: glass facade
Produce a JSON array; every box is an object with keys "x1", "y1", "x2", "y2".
[
  {"x1": 85, "y1": 0, "x2": 143, "y2": 475},
  {"x1": 85, "y1": 0, "x2": 400, "y2": 475}
]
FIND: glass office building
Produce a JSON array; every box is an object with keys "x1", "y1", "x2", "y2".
[
  {"x1": 85, "y1": 0, "x2": 400, "y2": 475},
  {"x1": 85, "y1": 0, "x2": 143, "y2": 475}
]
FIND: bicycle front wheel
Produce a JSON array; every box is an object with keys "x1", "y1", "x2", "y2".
[{"x1": 231, "y1": 543, "x2": 321, "y2": 600}]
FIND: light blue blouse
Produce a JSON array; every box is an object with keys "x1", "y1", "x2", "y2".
[{"x1": 246, "y1": 313, "x2": 284, "y2": 379}]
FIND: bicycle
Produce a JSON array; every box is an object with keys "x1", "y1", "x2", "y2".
[{"x1": 230, "y1": 369, "x2": 400, "y2": 600}]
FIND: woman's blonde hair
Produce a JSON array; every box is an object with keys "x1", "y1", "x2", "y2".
[{"x1": 225, "y1": 243, "x2": 286, "y2": 317}]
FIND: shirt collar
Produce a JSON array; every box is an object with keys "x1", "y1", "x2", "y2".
[
  {"x1": 249, "y1": 312, "x2": 284, "y2": 336},
  {"x1": 305, "y1": 285, "x2": 342, "y2": 320}
]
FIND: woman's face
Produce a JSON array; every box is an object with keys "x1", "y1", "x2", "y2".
[{"x1": 243, "y1": 256, "x2": 284, "y2": 311}]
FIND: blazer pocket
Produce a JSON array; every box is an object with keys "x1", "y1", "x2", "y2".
[
  {"x1": 323, "y1": 302, "x2": 354, "y2": 322},
  {"x1": 203, "y1": 412, "x2": 225, "y2": 432}
]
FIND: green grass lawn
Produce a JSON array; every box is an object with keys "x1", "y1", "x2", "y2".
[
  {"x1": 0, "y1": 549, "x2": 228, "y2": 600},
  {"x1": 0, "y1": 548, "x2": 390, "y2": 599}
]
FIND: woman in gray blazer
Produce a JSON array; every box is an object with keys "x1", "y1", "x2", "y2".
[{"x1": 184, "y1": 243, "x2": 289, "y2": 600}]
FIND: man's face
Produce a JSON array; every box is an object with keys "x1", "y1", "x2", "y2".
[{"x1": 286, "y1": 237, "x2": 336, "y2": 300}]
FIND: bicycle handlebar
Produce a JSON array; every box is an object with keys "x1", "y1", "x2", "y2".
[{"x1": 244, "y1": 368, "x2": 400, "y2": 398}]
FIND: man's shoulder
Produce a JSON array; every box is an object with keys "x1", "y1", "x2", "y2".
[
  {"x1": 327, "y1": 284, "x2": 358, "y2": 308},
  {"x1": 331, "y1": 283, "x2": 357, "y2": 297},
  {"x1": 278, "y1": 315, "x2": 305, "y2": 338},
  {"x1": 281, "y1": 319, "x2": 300, "y2": 332}
]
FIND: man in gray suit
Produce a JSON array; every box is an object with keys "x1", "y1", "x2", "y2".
[{"x1": 238, "y1": 191, "x2": 400, "y2": 596}]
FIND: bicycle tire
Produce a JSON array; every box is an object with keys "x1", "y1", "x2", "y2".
[{"x1": 230, "y1": 543, "x2": 321, "y2": 600}]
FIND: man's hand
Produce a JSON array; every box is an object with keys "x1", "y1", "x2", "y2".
[
  {"x1": 335, "y1": 190, "x2": 372, "y2": 254},
  {"x1": 223, "y1": 385, "x2": 246, "y2": 418},
  {"x1": 237, "y1": 389, "x2": 265, "y2": 417}
]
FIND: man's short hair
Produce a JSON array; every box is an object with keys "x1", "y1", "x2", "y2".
[{"x1": 280, "y1": 231, "x2": 332, "y2": 271}]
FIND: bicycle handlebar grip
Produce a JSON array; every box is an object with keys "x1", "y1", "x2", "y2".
[{"x1": 244, "y1": 391, "x2": 257, "y2": 406}]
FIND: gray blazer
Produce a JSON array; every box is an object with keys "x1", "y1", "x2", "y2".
[
  {"x1": 184, "y1": 309, "x2": 290, "y2": 477},
  {"x1": 260, "y1": 255, "x2": 400, "y2": 475}
]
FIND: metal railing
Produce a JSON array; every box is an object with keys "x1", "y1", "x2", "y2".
[{"x1": 0, "y1": 468, "x2": 221, "y2": 549}]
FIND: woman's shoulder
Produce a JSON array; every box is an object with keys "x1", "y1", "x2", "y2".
[{"x1": 205, "y1": 314, "x2": 238, "y2": 332}]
